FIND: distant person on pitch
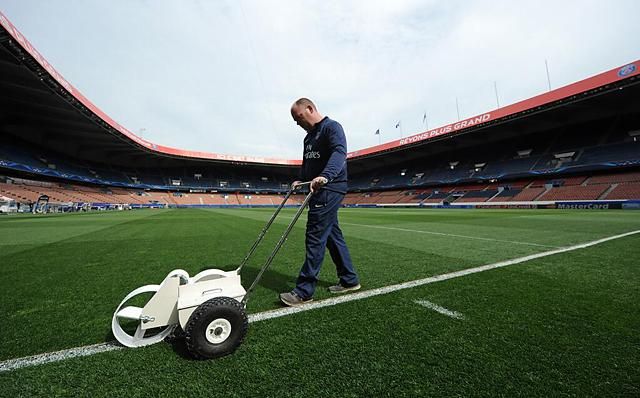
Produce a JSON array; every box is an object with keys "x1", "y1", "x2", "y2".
[{"x1": 280, "y1": 98, "x2": 360, "y2": 307}]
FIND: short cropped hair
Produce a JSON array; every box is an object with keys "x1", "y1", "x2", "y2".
[{"x1": 293, "y1": 98, "x2": 316, "y2": 110}]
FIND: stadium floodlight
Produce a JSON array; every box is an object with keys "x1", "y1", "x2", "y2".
[
  {"x1": 554, "y1": 151, "x2": 575, "y2": 159},
  {"x1": 112, "y1": 182, "x2": 314, "y2": 359},
  {"x1": 517, "y1": 149, "x2": 533, "y2": 158}
]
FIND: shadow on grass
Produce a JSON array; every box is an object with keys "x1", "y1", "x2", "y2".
[{"x1": 164, "y1": 327, "x2": 200, "y2": 361}]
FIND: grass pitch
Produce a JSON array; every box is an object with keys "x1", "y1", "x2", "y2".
[{"x1": 0, "y1": 208, "x2": 638, "y2": 397}]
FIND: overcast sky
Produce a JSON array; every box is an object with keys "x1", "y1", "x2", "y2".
[{"x1": 2, "y1": 0, "x2": 639, "y2": 159}]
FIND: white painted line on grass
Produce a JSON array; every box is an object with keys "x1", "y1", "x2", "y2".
[
  {"x1": 414, "y1": 300, "x2": 464, "y2": 320},
  {"x1": 2, "y1": 229, "x2": 638, "y2": 373},
  {"x1": 342, "y1": 222, "x2": 559, "y2": 248},
  {"x1": 0, "y1": 342, "x2": 123, "y2": 373}
]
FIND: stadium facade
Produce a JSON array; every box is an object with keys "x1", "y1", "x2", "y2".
[{"x1": 1, "y1": 11, "x2": 639, "y2": 212}]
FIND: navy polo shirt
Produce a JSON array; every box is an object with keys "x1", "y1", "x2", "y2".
[{"x1": 299, "y1": 116, "x2": 348, "y2": 194}]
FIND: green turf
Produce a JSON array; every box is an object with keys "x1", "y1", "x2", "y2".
[{"x1": 0, "y1": 208, "x2": 639, "y2": 396}]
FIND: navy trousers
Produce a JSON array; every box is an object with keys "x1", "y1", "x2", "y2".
[{"x1": 293, "y1": 189, "x2": 359, "y2": 299}]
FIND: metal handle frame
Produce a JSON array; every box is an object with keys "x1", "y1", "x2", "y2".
[
  {"x1": 241, "y1": 188, "x2": 314, "y2": 305},
  {"x1": 236, "y1": 181, "x2": 311, "y2": 274}
]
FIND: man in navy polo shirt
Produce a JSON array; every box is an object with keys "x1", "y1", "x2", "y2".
[{"x1": 280, "y1": 98, "x2": 361, "y2": 307}]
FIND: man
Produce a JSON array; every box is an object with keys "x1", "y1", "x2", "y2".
[{"x1": 279, "y1": 98, "x2": 361, "y2": 307}]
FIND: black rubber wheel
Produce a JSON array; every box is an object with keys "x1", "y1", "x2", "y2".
[{"x1": 184, "y1": 297, "x2": 249, "y2": 359}]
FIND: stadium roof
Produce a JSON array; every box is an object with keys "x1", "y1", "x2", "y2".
[{"x1": 1, "y1": 10, "x2": 639, "y2": 170}]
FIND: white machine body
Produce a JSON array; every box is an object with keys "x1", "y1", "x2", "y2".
[
  {"x1": 112, "y1": 183, "x2": 314, "y2": 351},
  {"x1": 112, "y1": 268, "x2": 246, "y2": 347}
]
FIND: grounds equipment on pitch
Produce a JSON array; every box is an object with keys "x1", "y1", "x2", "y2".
[{"x1": 111, "y1": 182, "x2": 313, "y2": 359}]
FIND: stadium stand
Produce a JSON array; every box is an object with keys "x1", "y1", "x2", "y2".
[
  {"x1": 3, "y1": 115, "x2": 640, "y2": 206},
  {"x1": 537, "y1": 185, "x2": 610, "y2": 201},
  {"x1": 421, "y1": 192, "x2": 452, "y2": 203},
  {"x1": 488, "y1": 189, "x2": 522, "y2": 202},
  {"x1": 454, "y1": 190, "x2": 499, "y2": 203},
  {"x1": 587, "y1": 171, "x2": 640, "y2": 185},
  {"x1": 1, "y1": 20, "x2": 639, "y2": 210},
  {"x1": 603, "y1": 182, "x2": 640, "y2": 200},
  {"x1": 395, "y1": 191, "x2": 426, "y2": 204},
  {"x1": 3, "y1": 166, "x2": 640, "y2": 208},
  {"x1": 506, "y1": 187, "x2": 548, "y2": 202},
  {"x1": 556, "y1": 176, "x2": 588, "y2": 186},
  {"x1": 368, "y1": 190, "x2": 405, "y2": 204}
]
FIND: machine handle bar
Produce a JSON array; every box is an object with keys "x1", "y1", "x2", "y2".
[
  {"x1": 235, "y1": 181, "x2": 311, "y2": 274},
  {"x1": 241, "y1": 189, "x2": 314, "y2": 304}
]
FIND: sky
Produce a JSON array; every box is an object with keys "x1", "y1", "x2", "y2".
[{"x1": 1, "y1": 0, "x2": 639, "y2": 159}]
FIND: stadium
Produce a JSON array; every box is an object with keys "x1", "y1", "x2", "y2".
[{"x1": 1, "y1": 6, "x2": 639, "y2": 398}]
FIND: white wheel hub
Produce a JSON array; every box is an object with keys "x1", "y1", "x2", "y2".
[{"x1": 205, "y1": 318, "x2": 232, "y2": 344}]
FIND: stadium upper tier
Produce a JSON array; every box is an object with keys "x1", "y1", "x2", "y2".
[
  {"x1": 2, "y1": 116, "x2": 639, "y2": 192},
  {"x1": 1, "y1": 10, "x2": 639, "y2": 193},
  {"x1": 348, "y1": 118, "x2": 640, "y2": 190}
]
